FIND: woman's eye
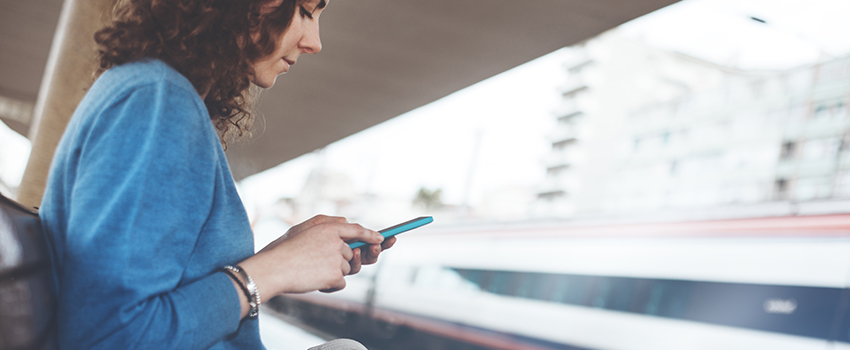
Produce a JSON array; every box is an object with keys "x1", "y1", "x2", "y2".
[{"x1": 300, "y1": 6, "x2": 314, "y2": 19}]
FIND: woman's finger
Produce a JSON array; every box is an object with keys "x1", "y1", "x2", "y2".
[
  {"x1": 360, "y1": 245, "x2": 379, "y2": 265},
  {"x1": 341, "y1": 257, "x2": 352, "y2": 276},
  {"x1": 381, "y1": 236, "x2": 397, "y2": 250},
  {"x1": 290, "y1": 215, "x2": 347, "y2": 235},
  {"x1": 341, "y1": 243, "x2": 354, "y2": 261},
  {"x1": 337, "y1": 223, "x2": 383, "y2": 245},
  {"x1": 349, "y1": 249, "x2": 362, "y2": 275}
]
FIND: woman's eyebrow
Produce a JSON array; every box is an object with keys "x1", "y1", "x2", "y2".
[{"x1": 316, "y1": 0, "x2": 326, "y2": 10}]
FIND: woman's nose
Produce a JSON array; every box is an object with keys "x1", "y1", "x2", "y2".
[{"x1": 300, "y1": 24, "x2": 322, "y2": 54}]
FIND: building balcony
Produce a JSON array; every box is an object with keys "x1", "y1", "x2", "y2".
[
  {"x1": 563, "y1": 51, "x2": 592, "y2": 70},
  {"x1": 548, "y1": 124, "x2": 579, "y2": 144},
  {"x1": 553, "y1": 99, "x2": 581, "y2": 117},
  {"x1": 543, "y1": 149, "x2": 580, "y2": 169},
  {"x1": 537, "y1": 190, "x2": 567, "y2": 202},
  {"x1": 561, "y1": 84, "x2": 589, "y2": 99},
  {"x1": 537, "y1": 175, "x2": 579, "y2": 197},
  {"x1": 559, "y1": 76, "x2": 588, "y2": 93},
  {"x1": 557, "y1": 110, "x2": 584, "y2": 123},
  {"x1": 537, "y1": 186, "x2": 566, "y2": 200}
]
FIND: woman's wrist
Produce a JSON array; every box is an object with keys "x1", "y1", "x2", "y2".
[
  {"x1": 222, "y1": 254, "x2": 281, "y2": 319},
  {"x1": 238, "y1": 253, "x2": 288, "y2": 303},
  {"x1": 222, "y1": 265, "x2": 261, "y2": 318},
  {"x1": 222, "y1": 270, "x2": 251, "y2": 318}
]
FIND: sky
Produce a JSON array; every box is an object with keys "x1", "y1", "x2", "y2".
[
  {"x1": 239, "y1": 0, "x2": 850, "y2": 214},
  {"x1": 620, "y1": 0, "x2": 850, "y2": 70}
]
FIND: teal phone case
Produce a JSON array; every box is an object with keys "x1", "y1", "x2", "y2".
[{"x1": 349, "y1": 216, "x2": 433, "y2": 249}]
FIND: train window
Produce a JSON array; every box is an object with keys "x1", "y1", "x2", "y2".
[
  {"x1": 438, "y1": 268, "x2": 481, "y2": 292},
  {"x1": 644, "y1": 282, "x2": 663, "y2": 316},
  {"x1": 529, "y1": 273, "x2": 557, "y2": 301},
  {"x1": 514, "y1": 272, "x2": 551, "y2": 300},
  {"x1": 403, "y1": 268, "x2": 846, "y2": 342},
  {"x1": 512, "y1": 272, "x2": 533, "y2": 298},
  {"x1": 840, "y1": 295, "x2": 850, "y2": 343},
  {"x1": 663, "y1": 282, "x2": 693, "y2": 319},
  {"x1": 602, "y1": 278, "x2": 637, "y2": 312},
  {"x1": 484, "y1": 271, "x2": 517, "y2": 296},
  {"x1": 453, "y1": 268, "x2": 487, "y2": 290},
  {"x1": 644, "y1": 280, "x2": 693, "y2": 319},
  {"x1": 549, "y1": 275, "x2": 592, "y2": 306},
  {"x1": 590, "y1": 277, "x2": 612, "y2": 309},
  {"x1": 547, "y1": 275, "x2": 569, "y2": 303}
]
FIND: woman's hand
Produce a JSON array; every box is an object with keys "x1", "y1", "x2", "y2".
[
  {"x1": 261, "y1": 215, "x2": 395, "y2": 280},
  {"x1": 359, "y1": 235, "x2": 397, "y2": 267},
  {"x1": 232, "y1": 215, "x2": 390, "y2": 318}
]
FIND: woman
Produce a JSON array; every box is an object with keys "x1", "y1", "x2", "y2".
[{"x1": 38, "y1": 0, "x2": 394, "y2": 348}]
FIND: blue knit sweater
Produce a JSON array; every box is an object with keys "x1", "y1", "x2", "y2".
[{"x1": 40, "y1": 59, "x2": 263, "y2": 349}]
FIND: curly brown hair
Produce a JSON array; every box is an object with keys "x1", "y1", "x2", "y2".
[{"x1": 94, "y1": 0, "x2": 307, "y2": 146}]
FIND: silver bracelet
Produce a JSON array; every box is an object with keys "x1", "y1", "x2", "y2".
[{"x1": 223, "y1": 265, "x2": 261, "y2": 318}]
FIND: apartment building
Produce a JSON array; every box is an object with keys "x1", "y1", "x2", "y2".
[{"x1": 535, "y1": 30, "x2": 850, "y2": 218}]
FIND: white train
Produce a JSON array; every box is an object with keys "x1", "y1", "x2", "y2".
[{"x1": 270, "y1": 214, "x2": 850, "y2": 350}]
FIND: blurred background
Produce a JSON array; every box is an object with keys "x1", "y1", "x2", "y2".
[
  {"x1": 3, "y1": 0, "x2": 850, "y2": 349},
  {"x1": 235, "y1": 0, "x2": 850, "y2": 231}
]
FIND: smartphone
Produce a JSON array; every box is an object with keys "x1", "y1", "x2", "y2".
[{"x1": 349, "y1": 216, "x2": 434, "y2": 249}]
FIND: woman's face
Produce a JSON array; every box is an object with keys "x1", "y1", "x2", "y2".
[{"x1": 251, "y1": 0, "x2": 326, "y2": 89}]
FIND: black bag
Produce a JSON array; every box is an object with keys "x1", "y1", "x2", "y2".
[{"x1": 0, "y1": 194, "x2": 57, "y2": 350}]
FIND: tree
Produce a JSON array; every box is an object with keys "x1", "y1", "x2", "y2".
[{"x1": 413, "y1": 187, "x2": 443, "y2": 211}]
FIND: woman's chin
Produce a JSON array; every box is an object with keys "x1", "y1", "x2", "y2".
[{"x1": 252, "y1": 76, "x2": 276, "y2": 89}]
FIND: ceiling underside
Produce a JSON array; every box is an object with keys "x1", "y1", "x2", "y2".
[{"x1": 0, "y1": 0, "x2": 680, "y2": 180}]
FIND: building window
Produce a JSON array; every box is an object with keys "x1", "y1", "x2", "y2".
[
  {"x1": 538, "y1": 191, "x2": 566, "y2": 200},
  {"x1": 547, "y1": 165, "x2": 569, "y2": 176},
  {"x1": 552, "y1": 138, "x2": 576, "y2": 150},
  {"x1": 780, "y1": 141, "x2": 796, "y2": 160},
  {"x1": 774, "y1": 179, "x2": 789, "y2": 200}
]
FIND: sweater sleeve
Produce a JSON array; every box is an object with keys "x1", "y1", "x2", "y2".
[{"x1": 58, "y1": 80, "x2": 242, "y2": 349}]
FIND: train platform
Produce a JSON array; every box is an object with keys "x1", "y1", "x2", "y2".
[{"x1": 259, "y1": 308, "x2": 331, "y2": 350}]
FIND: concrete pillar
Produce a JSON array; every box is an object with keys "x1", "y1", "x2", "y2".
[{"x1": 17, "y1": 0, "x2": 114, "y2": 208}]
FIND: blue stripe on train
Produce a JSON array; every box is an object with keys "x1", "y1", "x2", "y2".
[{"x1": 453, "y1": 268, "x2": 850, "y2": 342}]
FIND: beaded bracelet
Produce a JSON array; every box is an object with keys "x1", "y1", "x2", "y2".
[
  {"x1": 221, "y1": 267, "x2": 251, "y2": 303},
  {"x1": 222, "y1": 265, "x2": 261, "y2": 318}
]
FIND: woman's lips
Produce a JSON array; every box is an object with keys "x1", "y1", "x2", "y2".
[{"x1": 281, "y1": 58, "x2": 295, "y2": 74}]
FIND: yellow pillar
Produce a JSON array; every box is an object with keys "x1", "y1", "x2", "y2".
[{"x1": 17, "y1": 0, "x2": 114, "y2": 208}]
